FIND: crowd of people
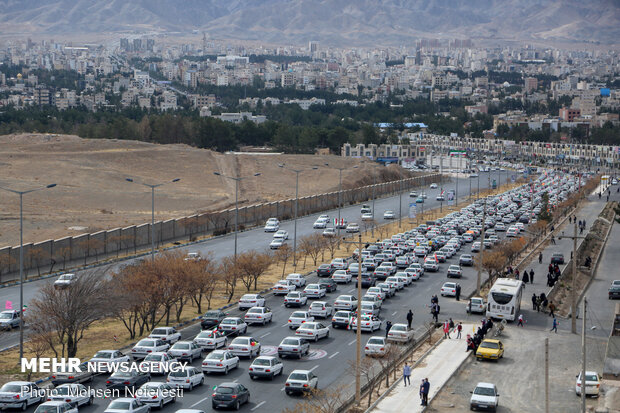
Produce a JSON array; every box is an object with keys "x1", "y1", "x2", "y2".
[{"x1": 466, "y1": 318, "x2": 494, "y2": 352}]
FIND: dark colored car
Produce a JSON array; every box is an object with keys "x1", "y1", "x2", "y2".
[
  {"x1": 609, "y1": 285, "x2": 620, "y2": 299},
  {"x1": 316, "y1": 264, "x2": 334, "y2": 277},
  {"x1": 551, "y1": 253, "x2": 565, "y2": 265},
  {"x1": 318, "y1": 278, "x2": 338, "y2": 293},
  {"x1": 201, "y1": 310, "x2": 227, "y2": 330},
  {"x1": 211, "y1": 383, "x2": 250, "y2": 410},
  {"x1": 360, "y1": 273, "x2": 376, "y2": 288},
  {"x1": 51, "y1": 362, "x2": 95, "y2": 386},
  {"x1": 105, "y1": 370, "x2": 150, "y2": 390}
]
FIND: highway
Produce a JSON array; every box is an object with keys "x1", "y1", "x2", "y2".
[{"x1": 0, "y1": 170, "x2": 518, "y2": 412}]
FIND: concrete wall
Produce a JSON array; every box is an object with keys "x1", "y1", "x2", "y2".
[{"x1": 0, "y1": 173, "x2": 440, "y2": 283}]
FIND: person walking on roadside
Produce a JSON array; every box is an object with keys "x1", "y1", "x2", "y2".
[
  {"x1": 530, "y1": 269, "x2": 535, "y2": 284},
  {"x1": 548, "y1": 301, "x2": 556, "y2": 318},
  {"x1": 518, "y1": 314, "x2": 525, "y2": 327},
  {"x1": 531, "y1": 293, "x2": 538, "y2": 310},
  {"x1": 455, "y1": 284, "x2": 461, "y2": 301},
  {"x1": 385, "y1": 320, "x2": 392, "y2": 339},
  {"x1": 522, "y1": 270, "x2": 529, "y2": 284},
  {"x1": 403, "y1": 363, "x2": 411, "y2": 387},
  {"x1": 421, "y1": 379, "x2": 430, "y2": 406},
  {"x1": 457, "y1": 322, "x2": 463, "y2": 339},
  {"x1": 443, "y1": 320, "x2": 451, "y2": 339},
  {"x1": 406, "y1": 309, "x2": 413, "y2": 330},
  {"x1": 539, "y1": 252, "x2": 543, "y2": 264},
  {"x1": 551, "y1": 317, "x2": 558, "y2": 333},
  {"x1": 419, "y1": 380, "x2": 425, "y2": 405}
]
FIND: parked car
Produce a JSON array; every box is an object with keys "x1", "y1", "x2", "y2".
[
  {"x1": 211, "y1": 383, "x2": 250, "y2": 410},
  {"x1": 575, "y1": 371, "x2": 602, "y2": 397},
  {"x1": 365, "y1": 336, "x2": 388, "y2": 357},
  {"x1": 441, "y1": 282, "x2": 460, "y2": 297},
  {"x1": 387, "y1": 323, "x2": 414, "y2": 343},
  {"x1": 248, "y1": 356, "x2": 284, "y2": 380},
  {"x1": 278, "y1": 336, "x2": 310, "y2": 359},
  {"x1": 470, "y1": 382, "x2": 500, "y2": 411},
  {"x1": 467, "y1": 297, "x2": 486, "y2": 314},
  {"x1": 476, "y1": 339, "x2": 504, "y2": 361},
  {"x1": 551, "y1": 253, "x2": 565, "y2": 264},
  {"x1": 285, "y1": 370, "x2": 318, "y2": 395}
]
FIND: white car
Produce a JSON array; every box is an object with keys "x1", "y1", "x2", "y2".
[
  {"x1": 467, "y1": 297, "x2": 486, "y2": 314},
  {"x1": 430, "y1": 183, "x2": 438, "y2": 189},
  {"x1": 284, "y1": 291, "x2": 308, "y2": 308},
  {"x1": 359, "y1": 302, "x2": 381, "y2": 317},
  {"x1": 264, "y1": 221, "x2": 280, "y2": 232},
  {"x1": 131, "y1": 338, "x2": 170, "y2": 360},
  {"x1": 249, "y1": 356, "x2": 284, "y2": 380},
  {"x1": 332, "y1": 269, "x2": 352, "y2": 284},
  {"x1": 238, "y1": 294, "x2": 266, "y2": 310},
  {"x1": 441, "y1": 282, "x2": 460, "y2": 297},
  {"x1": 135, "y1": 382, "x2": 176, "y2": 409},
  {"x1": 304, "y1": 283, "x2": 327, "y2": 298},
  {"x1": 166, "y1": 366, "x2": 204, "y2": 390},
  {"x1": 447, "y1": 265, "x2": 462, "y2": 278},
  {"x1": 270, "y1": 238, "x2": 285, "y2": 249},
  {"x1": 47, "y1": 383, "x2": 92, "y2": 407},
  {"x1": 366, "y1": 287, "x2": 386, "y2": 301},
  {"x1": 274, "y1": 229, "x2": 289, "y2": 240},
  {"x1": 423, "y1": 258, "x2": 439, "y2": 272},
  {"x1": 295, "y1": 322, "x2": 330, "y2": 342},
  {"x1": 403, "y1": 267, "x2": 421, "y2": 281},
  {"x1": 387, "y1": 323, "x2": 414, "y2": 343},
  {"x1": 285, "y1": 370, "x2": 319, "y2": 395},
  {"x1": 88, "y1": 350, "x2": 131, "y2": 373},
  {"x1": 272, "y1": 279, "x2": 296, "y2": 295},
  {"x1": 53, "y1": 273, "x2": 77, "y2": 289},
  {"x1": 334, "y1": 295, "x2": 358, "y2": 311},
  {"x1": 0, "y1": 382, "x2": 43, "y2": 411},
  {"x1": 308, "y1": 301, "x2": 333, "y2": 318},
  {"x1": 330, "y1": 258, "x2": 349, "y2": 270},
  {"x1": 576, "y1": 371, "x2": 602, "y2": 397},
  {"x1": 138, "y1": 352, "x2": 177, "y2": 375},
  {"x1": 278, "y1": 336, "x2": 311, "y2": 359},
  {"x1": 201, "y1": 350, "x2": 240, "y2": 374},
  {"x1": 470, "y1": 382, "x2": 500, "y2": 411},
  {"x1": 103, "y1": 398, "x2": 149, "y2": 413},
  {"x1": 313, "y1": 217, "x2": 329, "y2": 229},
  {"x1": 361, "y1": 213, "x2": 374, "y2": 221},
  {"x1": 365, "y1": 336, "x2": 388, "y2": 357},
  {"x1": 287, "y1": 311, "x2": 314, "y2": 329},
  {"x1": 385, "y1": 276, "x2": 405, "y2": 291},
  {"x1": 218, "y1": 317, "x2": 248, "y2": 336},
  {"x1": 286, "y1": 273, "x2": 306, "y2": 287},
  {"x1": 168, "y1": 341, "x2": 202, "y2": 362},
  {"x1": 244, "y1": 307, "x2": 273, "y2": 325},
  {"x1": 193, "y1": 329, "x2": 228, "y2": 350},
  {"x1": 322, "y1": 227, "x2": 337, "y2": 237},
  {"x1": 350, "y1": 315, "x2": 382, "y2": 332},
  {"x1": 346, "y1": 223, "x2": 360, "y2": 233},
  {"x1": 149, "y1": 327, "x2": 181, "y2": 344},
  {"x1": 228, "y1": 336, "x2": 261, "y2": 358},
  {"x1": 34, "y1": 402, "x2": 77, "y2": 413},
  {"x1": 383, "y1": 210, "x2": 395, "y2": 219}
]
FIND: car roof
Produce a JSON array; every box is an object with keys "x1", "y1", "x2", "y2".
[
  {"x1": 475, "y1": 382, "x2": 496, "y2": 388},
  {"x1": 4, "y1": 381, "x2": 32, "y2": 385},
  {"x1": 290, "y1": 369, "x2": 311, "y2": 374},
  {"x1": 481, "y1": 339, "x2": 501, "y2": 343}
]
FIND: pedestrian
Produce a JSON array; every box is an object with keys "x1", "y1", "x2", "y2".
[
  {"x1": 530, "y1": 269, "x2": 534, "y2": 284},
  {"x1": 548, "y1": 301, "x2": 556, "y2": 318},
  {"x1": 422, "y1": 378, "x2": 430, "y2": 406},
  {"x1": 551, "y1": 317, "x2": 558, "y2": 333},
  {"x1": 518, "y1": 314, "x2": 524, "y2": 327},
  {"x1": 449, "y1": 318, "x2": 455, "y2": 329},
  {"x1": 522, "y1": 270, "x2": 529, "y2": 284},
  {"x1": 403, "y1": 363, "x2": 411, "y2": 387},
  {"x1": 580, "y1": 226, "x2": 584, "y2": 235},
  {"x1": 406, "y1": 309, "x2": 413, "y2": 330},
  {"x1": 536, "y1": 295, "x2": 542, "y2": 312},
  {"x1": 539, "y1": 252, "x2": 543, "y2": 264},
  {"x1": 515, "y1": 268, "x2": 520, "y2": 280},
  {"x1": 443, "y1": 320, "x2": 451, "y2": 338},
  {"x1": 551, "y1": 235, "x2": 556, "y2": 245},
  {"x1": 457, "y1": 322, "x2": 463, "y2": 339},
  {"x1": 455, "y1": 284, "x2": 461, "y2": 301},
  {"x1": 548, "y1": 263, "x2": 553, "y2": 274},
  {"x1": 531, "y1": 293, "x2": 537, "y2": 310},
  {"x1": 419, "y1": 380, "x2": 425, "y2": 405},
  {"x1": 385, "y1": 320, "x2": 392, "y2": 339}
]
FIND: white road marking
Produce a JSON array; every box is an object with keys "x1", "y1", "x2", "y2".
[
  {"x1": 310, "y1": 364, "x2": 319, "y2": 372},
  {"x1": 233, "y1": 379, "x2": 239, "y2": 383},
  {"x1": 281, "y1": 323, "x2": 289, "y2": 327},
  {"x1": 392, "y1": 311, "x2": 398, "y2": 316},
  {"x1": 260, "y1": 332, "x2": 271, "y2": 338},
  {"x1": 191, "y1": 397, "x2": 209, "y2": 407},
  {"x1": 347, "y1": 288, "x2": 355, "y2": 292},
  {"x1": 328, "y1": 351, "x2": 340, "y2": 359},
  {"x1": 281, "y1": 387, "x2": 285, "y2": 391},
  {"x1": 251, "y1": 401, "x2": 267, "y2": 411},
  {"x1": 348, "y1": 339, "x2": 356, "y2": 346}
]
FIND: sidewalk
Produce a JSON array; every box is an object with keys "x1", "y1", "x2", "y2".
[{"x1": 371, "y1": 324, "x2": 474, "y2": 413}]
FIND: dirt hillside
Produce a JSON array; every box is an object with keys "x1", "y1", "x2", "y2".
[{"x1": 0, "y1": 134, "x2": 381, "y2": 247}]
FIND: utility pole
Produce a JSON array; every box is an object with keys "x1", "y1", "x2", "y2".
[
  {"x1": 559, "y1": 221, "x2": 586, "y2": 334},
  {"x1": 476, "y1": 196, "x2": 486, "y2": 296},
  {"x1": 544, "y1": 338, "x2": 549, "y2": 413},
  {"x1": 341, "y1": 234, "x2": 364, "y2": 406},
  {"x1": 581, "y1": 298, "x2": 587, "y2": 413}
]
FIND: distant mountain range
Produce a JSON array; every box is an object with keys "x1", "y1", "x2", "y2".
[{"x1": 1, "y1": 0, "x2": 618, "y2": 45}]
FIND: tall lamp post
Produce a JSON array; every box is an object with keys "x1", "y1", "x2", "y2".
[
  {"x1": 324, "y1": 164, "x2": 358, "y2": 234},
  {"x1": 278, "y1": 164, "x2": 318, "y2": 267},
  {"x1": 126, "y1": 178, "x2": 180, "y2": 261},
  {"x1": 0, "y1": 183, "x2": 57, "y2": 361},
  {"x1": 213, "y1": 172, "x2": 261, "y2": 260}
]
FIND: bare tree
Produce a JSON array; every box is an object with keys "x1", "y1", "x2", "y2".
[
  {"x1": 0, "y1": 254, "x2": 16, "y2": 277},
  {"x1": 27, "y1": 248, "x2": 50, "y2": 277},
  {"x1": 348, "y1": 356, "x2": 378, "y2": 407},
  {"x1": 28, "y1": 268, "x2": 111, "y2": 358},
  {"x1": 300, "y1": 234, "x2": 323, "y2": 266},
  {"x1": 325, "y1": 236, "x2": 340, "y2": 259},
  {"x1": 187, "y1": 253, "x2": 219, "y2": 314},
  {"x1": 281, "y1": 384, "x2": 350, "y2": 413},
  {"x1": 219, "y1": 256, "x2": 239, "y2": 303},
  {"x1": 24, "y1": 330, "x2": 56, "y2": 381},
  {"x1": 54, "y1": 247, "x2": 71, "y2": 271},
  {"x1": 374, "y1": 345, "x2": 400, "y2": 389},
  {"x1": 274, "y1": 244, "x2": 294, "y2": 277},
  {"x1": 237, "y1": 251, "x2": 272, "y2": 291}
]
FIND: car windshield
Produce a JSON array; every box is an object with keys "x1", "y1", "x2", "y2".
[
  {"x1": 480, "y1": 341, "x2": 499, "y2": 349},
  {"x1": 0, "y1": 384, "x2": 21, "y2": 392},
  {"x1": 172, "y1": 343, "x2": 189, "y2": 349},
  {"x1": 282, "y1": 339, "x2": 299, "y2": 345},
  {"x1": 289, "y1": 373, "x2": 308, "y2": 381},
  {"x1": 108, "y1": 401, "x2": 130, "y2": 410},
  {"x1": 253, "y1": 359, "x2": 271, "y2": 366},
  {"x1": 151, "y1": 329, "x2": 167, "y2": 335},
  {"x1": 94, "y1": 351, "x2": 112, "y2": 358},
  {"x1": 474, "y1": 386, "x2": 496, "y2": 396}
]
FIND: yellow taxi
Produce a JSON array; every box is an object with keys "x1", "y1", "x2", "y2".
[{"x1": 476, "y1": 339, "x2": 504, "y2": 361}]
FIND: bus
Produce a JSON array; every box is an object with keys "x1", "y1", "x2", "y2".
[{"x1": 486, "y1": 278, "x2": 524, "y2": 321}]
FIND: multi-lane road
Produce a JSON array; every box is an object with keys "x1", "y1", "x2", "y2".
[{"x1": 1, "y1": 171, "x2": 515, "y2": 413}]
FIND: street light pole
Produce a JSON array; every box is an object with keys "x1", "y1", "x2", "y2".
[
  {"x1": 324, "y1": 164, "x2": 357, "y2": 235},
  {"x1": 0, "y1": 183, "x2": 57, "y2": 361},
  {"x1": 213, "y1": 172, "x2": 261, "y2": 260},
  {"x1": 126, "y1": 178, "x2": 180, "y2": 260},
  {"x1": 558, "y1": 221, "x2": 587, "y2": 334}
]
